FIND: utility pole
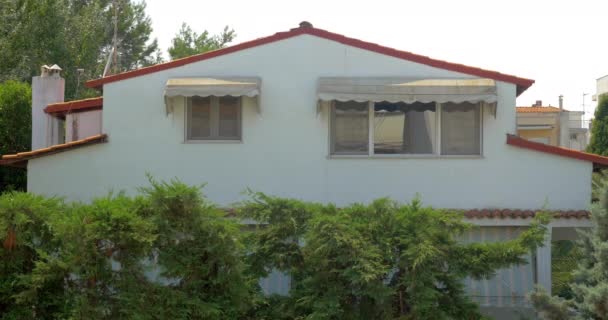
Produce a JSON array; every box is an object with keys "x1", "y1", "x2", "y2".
[{"x1": 112, "y1": 0, "x2": 119, "y2": 74}]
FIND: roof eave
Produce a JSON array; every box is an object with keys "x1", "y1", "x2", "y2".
[{"x1": 86, "y1": 26, "x2": 534, "y2": 95}]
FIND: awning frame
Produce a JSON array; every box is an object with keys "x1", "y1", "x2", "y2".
[
  {"x1": 317, "y1": 77, "x2": 498, "y2": 116},
  {"x1": 164, "y1": 77, "x2": 261, "y2": 115}
]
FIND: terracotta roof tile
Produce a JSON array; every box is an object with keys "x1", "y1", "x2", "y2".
[
  {"x1": 516, "y1": 106, "x2": 562, "y2": 113},
  {"x1": 86, "y1": 24, "x2": 534, "y2": 95},
  {"x1": 45, "y1": 97, "x2": 103, "y2": 115},
  {"x1": 0, "y1": 134, "x2": 108, "y2": 167},
  {"x1": 462, "y1": 209, "x2": 590, "y2": 219}
]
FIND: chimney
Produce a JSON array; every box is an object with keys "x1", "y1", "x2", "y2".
[
  {"x1": 559, "y1": 95, "x2": 564, "y2": 110},
  {"x1": 534, "y1": 100, "x2": 542, "y2": 107},
  {"x1": 32, "y1": 65, "x2": 64, "y2": 150}
]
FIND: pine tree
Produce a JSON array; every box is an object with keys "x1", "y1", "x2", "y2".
[
  {"x1": 530, "y1": 175, "x2": 608, "y2": 319},
  {"x1": 587, "y1": 95, "x2": 608, "y2": 156},
  {"x1": 168, "y1": 23, "x2": 236, "y2": 60}
]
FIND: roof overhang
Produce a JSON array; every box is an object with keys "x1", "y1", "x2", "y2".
[
  {"x1": 45, "y1": 97, "x2": 103, "y2": 116},
  {"x1": 506, "y1": 134, "x2": 608, "y2": 170},
  {"x1": 0, "y1": 134, "x2": 108, "y2": 167},
  {"x1": 86, "y1": 25, "x2": 534, "y2": 95}
]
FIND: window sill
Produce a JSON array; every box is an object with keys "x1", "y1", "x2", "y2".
[
  {"x1": 328, "y1": 154, "x2": 484, "y2": 160},
  {"x1": 184, "y1": 139, "x2": 243, "y2": 144}
]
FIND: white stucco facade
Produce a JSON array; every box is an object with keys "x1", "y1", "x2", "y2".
[{"x1": 27, "y1": 34, "x2": 592, "y2": 210}]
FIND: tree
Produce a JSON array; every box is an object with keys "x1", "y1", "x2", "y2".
[
  {"x1": 240, "y1": 193, "x2": 550, "y2": 319},
  {"x1": 0, "y1": 81, "x2": 31, "y2": 192},
  {"x1": 168, "y1": 23, "x2": 236, "y2": 60},
  {"x1": 587, "y1": 95, "x2": 608, "y2": 156},
  {"x1": 530, "y1": 175, "x2": 608, "y2": 319},
  {"x1": 0, "y1": 0, "x2": 162, "y2": 100}
]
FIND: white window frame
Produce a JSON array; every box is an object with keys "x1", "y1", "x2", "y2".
[
  {"x1": 185, "y1": 96, "x2": 242, "y2": 143},
  {"x1": 329, "y1": 101, "x2": 483, "y2": 158}
]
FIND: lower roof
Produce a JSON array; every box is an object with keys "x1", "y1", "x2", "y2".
[
  {"x1": 506, "y1": 134, "x2": 608, "y2": 168},
  {"x1": 0, "y1": 134, "x2": 107, "y2": 167}
]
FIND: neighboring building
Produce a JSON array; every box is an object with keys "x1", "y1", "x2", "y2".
[
  {"x1": 2, "y1": 22, "x2": 606, "y2": 319},
  {"x1": 516, "y1": 98, "x2": 588, "y2": 151},
  {"x1": 594, "y1": 74, "x2": 608, "y2": 101}
]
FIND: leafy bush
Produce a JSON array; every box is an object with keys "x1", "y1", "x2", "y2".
[
  {"x1": 239, "y1": 193, "x2": 550, "y2": 320},
  {"x1": 0, "y1": 180, "x2": 550, "y2": 319}
]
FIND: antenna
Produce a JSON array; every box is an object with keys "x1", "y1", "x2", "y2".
[{"x1": 583, "y1": 93, "x2": 588, "y2": 128}]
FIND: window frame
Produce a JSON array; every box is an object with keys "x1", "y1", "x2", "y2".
[
  {"x1": 184, "y1": 96, "x2": 243, "y2": 143},
  {"x1": 329, "y1": 101, "x2": 483, "y2": 158}
]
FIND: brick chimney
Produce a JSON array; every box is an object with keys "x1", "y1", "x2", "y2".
[
  {"x1": 533, "y1": 100, "x2": 542, "y2": 107},
  {"x1": 32, "y1": 65, "x2": 64, "y2": 150}
]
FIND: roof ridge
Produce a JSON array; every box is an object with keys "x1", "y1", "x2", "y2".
[{"x1": 86, "y1": 25, "x2": 534, "y2": 95}]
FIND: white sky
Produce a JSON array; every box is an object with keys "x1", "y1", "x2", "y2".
[{"x1": 145, "y1": 0, "x2": 607, "y2": 120}]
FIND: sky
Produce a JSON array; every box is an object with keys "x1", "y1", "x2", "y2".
[{"x1": 145, "y1": 0, "x2": 607, "y2": 122}]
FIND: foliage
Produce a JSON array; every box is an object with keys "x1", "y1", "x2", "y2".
[
  {"x1": 0, "y1": 81, "x2": 31, "y2": 192},
  {"x1": 0, "y1": 192, "x2": 66, "y2": 319},
  {"x1": 551, "y1": 240, "x2": 582, "y2": 299},
  {"x1": 0, "y1": 178, "x2": 552, "y2": 319},
  {"x1": 168, "y1": 23, "x2": 236, "y2": 60},
  {"x1": 530, "y1": 173, "x2": 608, "y2": 319},
  {"x1": 0, "y1": 0, "x2": 161, "y2": 100},
  {"x1": 587, "y1": 95, "x2": 608, "y2": 156},
  {"x1": 240, "y1": 193, "x2": 550, "y2": 320},
  {"x1": 0, "y1": 178, "x2": 256, "y2": 319}
]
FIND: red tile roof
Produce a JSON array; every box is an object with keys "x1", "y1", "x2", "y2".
[
  {"x1": 86, "y1": 24, "x2": 534, "y2": 95},
  {"x1": 45, "y1": 97, "x2": 103, "y2": 115},
  {"x1": 0, "y1": 134, "x2": 108, "y2": 167},
  {"x1": 463, "y1": 209, "x2": 589, "y2": 219},
  {"x1": 506, "y1": 134, "x2": 608, "y2": 167},
  {"x1": 516, "y1": 106, "x2": 562, "y2": 113}
]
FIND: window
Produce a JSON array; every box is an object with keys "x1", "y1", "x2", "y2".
[
  {"x1": 440, "y1": 102, "x2": 481, "y2": 155},
  {"x1": 186, "y1": 96, "x2": 241, "y2": 141},
  {"x1": 331, "y1": 101, "x2": 369, "y2": 154},
  {"x1": 374, "y1": 102, "x2": 436, "y2": 154},
  {"x1": 330, "y1": 101, "x2": 482, "y2": 156}
]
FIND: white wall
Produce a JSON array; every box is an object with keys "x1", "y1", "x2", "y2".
[
  {"x1": 27, "y1": 35, "x2": 592, "y2": 210},
  {"x1": 65, "y1": 110, "x2": 102, "y2": 142}
]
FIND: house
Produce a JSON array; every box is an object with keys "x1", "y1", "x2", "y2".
[
  {"x1": 2, "y1": 22, "x2": 606, "y2": 319},
  {"x1": 594, "y1": 74, "x2": 608, "y2": 101},
  {"x1": 516, "y1": 98, "x2": 589, "y2": 150}
]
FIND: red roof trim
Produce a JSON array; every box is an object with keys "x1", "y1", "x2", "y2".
[
  {"x1": 86, "y1": 26, "x2": 534, "y2": 95},
  {"x1": 45, "y1": 97, "x2": 103, "y2": 115},
  {"x1": 506, "y1": 134, "x2": 608, "y2": 166},
  {"x1": 0, "y1": 134, "x2": 108, "y2": 167},
  {"x1": 463, "y1": 209, "x2": 589, "y2": 219}
]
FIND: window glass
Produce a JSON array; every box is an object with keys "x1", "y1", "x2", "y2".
[
  {"x1": 188, "y1": 96, "x2": 211, "y2": 139},
  {"x1": 331, "y1": 101, "x2": 369, "y2": 154},
  {"x1": 218, "y1": 96, "x2": 240, "y2": 138},
  {"x1": 440, "y1": 102, "x2": 481, "y2": 155},
  {"x1": 186, "y1": 96, "x2": 240, "y2": 141},
  {"x1": 374, "y1": 102, "x2": 436, "y2": 154}
]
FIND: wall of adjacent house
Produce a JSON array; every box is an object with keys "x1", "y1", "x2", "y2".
[
  {"x1": 516, "y1": 113, "x2": 559, "y2": 145},
  {"x1": 65, "y1": 110, "x2": 102, "y2": 142},
  {"x1": 27, "y1": 34, "x2": 592, "y2": 210},
  {"x1": 517, "y1": 129, "x2": 554, "y2": 145}
]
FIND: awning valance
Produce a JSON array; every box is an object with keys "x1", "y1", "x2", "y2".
[
  {"x1": 164, "y1": 77, "x2": 261, "y2": 114},
  {"x1": 317, "y1": 77, "x2": 497, "y2": 104}
]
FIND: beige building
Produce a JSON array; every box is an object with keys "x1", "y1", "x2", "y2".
[{"x1": 517, "y1": 99, "x2": 588, "y2": 151}]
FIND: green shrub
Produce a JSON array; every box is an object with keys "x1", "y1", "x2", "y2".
[{"x1": 239, "y1": 194, "x2": 550, "y2": 320}]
